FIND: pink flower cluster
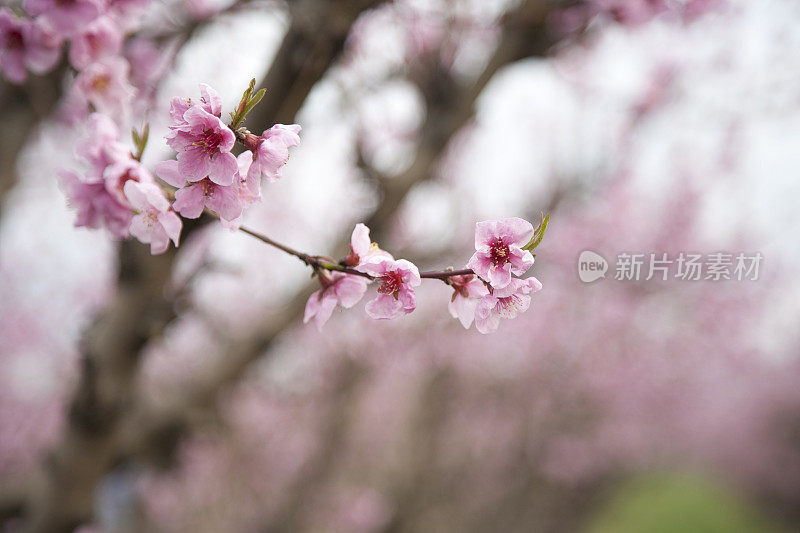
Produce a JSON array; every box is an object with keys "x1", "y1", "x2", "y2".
[
  {"x1": 1, "y1": 0, "x2": 155, "y2": 123},
  {"x1": 158, "y1": 85, "x2": 301, "y2": 229},
  {"x1": 303, "y1": 218, "x2": 542, "y2": 334},
  {"x1": 61, "y1": 84, "x2": 302, "y2": 254},
  {"x1": 461, "y1": 217, "x2": 542, "y2": 333},
  {"x1": 304, "y1": 223, "x2": 409, "y2": 330},
  {"x1": 59, "y1": 113, "x2": 181, "y2": 254},
  {"x1": 0, "y1": 8, "x2": 60, "y2": 84}
]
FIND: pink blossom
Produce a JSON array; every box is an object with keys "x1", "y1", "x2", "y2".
[
  {"x1": 157, "y1": 159, "x2": 244, "y2": 222},
  {"x1": 0, "y1": 9, "x2": 61, "y2": 84},
  {"x1": 683, "y1": 0, "x2": 724, "y2": 20},
  {"x1": 24, "y1": 0, "x2": 103, "y2": 37},
  {"x1": 343, "y1": 223, "x2": 392, "y2": 267},
  {"x1": 76, "y1": 113, "x2": 130, "y2": 183},
  {"x1": 107, "y1": 0, "x2": 150, "y2": 33},
  {"x1": 103, "y1": 159, "x2": 154, "y2": 206},
  {"x1": 126, "y1": 38, "x2": 169, "y2": 88},
  {"x1": 303, "y1": 271, "x2": 368, "y2": 331},
  {"x1": 171, "y1": 178, "x2": 242, "y2": 222},
  {"x1": 590, "y1": 0, "x2": 669, "y2": 26},
  {"x1": 185, "y1": 0, "x2": 221, "y2": 20},
  {"x1": 216, "y1": 152, "x2": 260, "y2": 231},
  {"x1": 168, "y1": 97, "x2": 193, "y2": 128},
  {"x1": 124, "y1": 181, "x2": 182, "y2": 255},
  {"x1": 167, "y1": 84, "x2": 223, "y2": 130},
  {"x1": 474, "y1": 277, "x2": 542, "y2": 334},
  {"x1": 55, "y1": 89, "x2": 90, "y2": 126},
  {"x1": 167, "y1": 105, "x2": 237, "y2": 186},
  {"x1": 69, "y1": 16, "x2": 122, "y2": 70},
  {"x1": 358, "y1": 259, "x2": 421, "y2": 319},
  {"x1": 154, "y1": 160, "x2": 185, "y2": 188},
  {"x1": 195, "y1": 83, "x2": 223, "y2": 117},
  {"x1": 467, "y1": 217, "x2": 535, "y2": 289},
  {"x1": 401, "y1": 10, "x2": 445, "y2": 60},
  {"x1": 447, "y1": 274, "x2": 489, "y2": 329},
  {"x1": 59, "y1": 169, "x2": 131, "y2": 238},
  {"x1": 59, "y1": 113, "x2": 146, "y2": 237},
  {"x1": 73, "y1": 57, "x2": 135, "y2": 116},
  {"x1": 234, "y1": 150, "x2": 261, "y2": 206},
  {"x1": 548, "y1": 4, "x2": 597, "y2": 36},
  {"x1": 245, "y1": 124, "x2": 301, "y2": 183}
]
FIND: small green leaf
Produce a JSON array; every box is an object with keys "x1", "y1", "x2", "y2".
[
  {"x1": 241, "y1": 88, "x2": 266, "y2": 119},
  {"x1": 523, "y1": 213, "x2": 549, "y2": 251},
  {"x1": 130, "y1": 123, "x2": 151, "y2": 161},
  {"x1": 238, "y1": 78, "x2": 255, "y2": 110},
  {"x1": 230, "y1": 79, "x2": 257, "y2": 128},
  {"x1": 140, "y1": 123, "x2": 149, "y2": 152}
]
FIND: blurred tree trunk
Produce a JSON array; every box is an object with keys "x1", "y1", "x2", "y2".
[
  {"x1": 0, "y1": 68, "x2": 64, "y2": 215},
  {"x1": 19, "y1": 1, "x2": 382, "y2": 531}
]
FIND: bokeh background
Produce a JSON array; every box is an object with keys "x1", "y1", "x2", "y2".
[{"x1": 1, "y1": 0, "x2": 800, "y2": 531}]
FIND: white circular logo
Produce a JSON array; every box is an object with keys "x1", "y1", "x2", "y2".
[{"x1": 578, "y1": 251, "x2": 608, "y2": 283}]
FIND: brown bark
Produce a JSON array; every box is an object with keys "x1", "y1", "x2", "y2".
[{"x1": 0, "y1": 67, "x2": 65, "y2": 216}]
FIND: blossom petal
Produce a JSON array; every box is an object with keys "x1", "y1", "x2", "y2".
[
  {"x1": 303, "y1": 291, "x2": 323, "y2": 324},
  {"x1": 158, "y1": 211, "x2": 182, "y2": 246},
  {"x1": 365, "y1": 294, "x2": 402, "y2": 320},
  {"x1": 172, "y1": 184, "x2": 205, "y2": 219},
  {"x1": 474, "y1": 296, "x2": 500, "y2": 334},
  {"x1": 128, "y1": 213, "x2": 151, "y2": 243},
  {"x1": 474, "y1": 220, "x2": 498, "y2": 249},
  {"x1": 508, "y1": 246, "x2": 535, "y2": 276},
  {"x1": 466, "y1": 251, "x2": 492, "y2": 280},
  {"x1": 356, "y1": 259, "x2": 390, "y2": 277},
  {"x1": 177, "y1": 146, "x2": 210, "y2": 182},
  {"x1": 210, "y1": 183, "x2": 243, "y2": 221},
  {"x1": 496, "y1": 217, "x2": 535, "y2": 246},
  {"x1": 155, "y1": 160, "x2": 186, "y2": 188},
  {"x1": 198, "y1": 83, "x2": 222, "y2": 116},
  {"x1": 394, "y1": 259, "x2": 421, "y2": 286},
  {"x1": 207, "y1": 151, "x2": 237, "y2": 186},
  {"x1": 350, "y1": 223, "x2": 372, "y2": 256},
  {"x1": 487, "y1": 264, "x2": 512, "y2": 289},
  {"x1": 313, "y1": 294, "x2": 339, "y2": 331},
  {"x1": 149, "y1": 228, "x2": 170, "y2": 255},
  {"x1": 397, "y1": 287, "x2": 417, "y2": 312},
  {"x1": 122, "y1": 179, "x2": 148, "y2": 211},
  {"x1": 335, "y1": 275, "x2": 368, "y2": 308},
  {"x1": 449, "y1": 294, "x2": 478, "y2": 329}
]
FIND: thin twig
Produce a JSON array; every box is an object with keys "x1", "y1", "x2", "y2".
[{"x1": 236, "y1": 218, "x2": 477, "y2": 281}]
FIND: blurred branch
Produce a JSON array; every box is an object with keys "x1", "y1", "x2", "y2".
[
  {"x1": 0, "y1": 65, "x2": 65, "y2": 217},
  {"x1": 246, "y1": 0, "x2": 383, "y2": 129},
  {"x1": 0, "y1": 476, "x2": 34, "y2": 525},
  {"x1": 262, "y1": 358, "x2": 364, "y2": 533},
  {"x1": 23, "y1": 240, "x2": 186, "y2": 533},
  {"x1": 381, "y1": 369, "x2": 452, "y2": 533},
  {"x1": 363, "y1": 0, "x2": 556, "y2": 241}
]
